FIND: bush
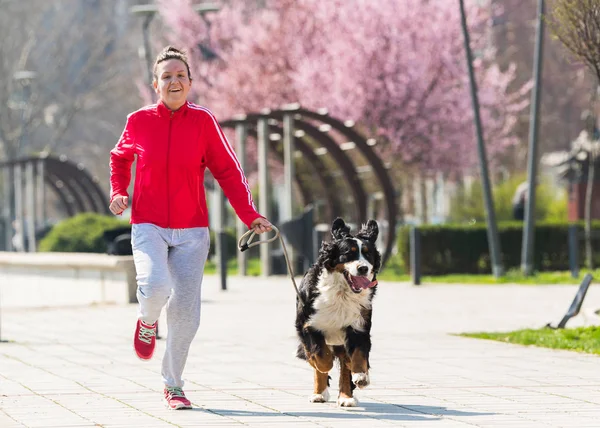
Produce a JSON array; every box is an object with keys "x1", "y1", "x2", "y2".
[
  {"x1": 449, "y1": 174, "x2": 568, "y2": 223},
  {"x1": 38, "y1": 213, "x2": 129, "y2": 253},
  {"x1": 398, "y1": 221, "x2": 600, "y2": 275}
]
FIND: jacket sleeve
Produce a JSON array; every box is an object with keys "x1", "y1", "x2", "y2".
[
  {"x1": 203, "y1": 110, "x2": 262, "y2": 228},
  {"x1": 109, "y1": 114, "x2": 136, "y2": 203}
]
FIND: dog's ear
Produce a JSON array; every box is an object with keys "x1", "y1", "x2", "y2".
[
  {"x1": 357, "y1": 219, "x2": 379, "y2": 242},
  {"x1": 331, "y1": 217, "x2": 351, "y2": 241}
]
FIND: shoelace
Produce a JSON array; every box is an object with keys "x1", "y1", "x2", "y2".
[
  {"x1": 138, "y1": 323, "x2": 156, "y2": 345},
  {"x1": 165, "y1": 386, "x2": 186, "y2": 399}
]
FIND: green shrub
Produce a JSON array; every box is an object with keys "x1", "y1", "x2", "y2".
[
  {"x1": 449, "y1": 174, "x2": 568, "y2": 223},
  {"x1": 398, "y1": 221, "x2": 600, "y2": 275},
  {"x1": 38, "y1": 213, "x2": 129, "y2": 253}
]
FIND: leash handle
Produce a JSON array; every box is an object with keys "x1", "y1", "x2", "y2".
[{"x1": 238, "y1": 225, "x2": 280, "y2": 252}]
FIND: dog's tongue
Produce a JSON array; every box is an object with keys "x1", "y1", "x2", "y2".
[{"x1": 353, "y1": 276, "x2": 374, "y2": 289}]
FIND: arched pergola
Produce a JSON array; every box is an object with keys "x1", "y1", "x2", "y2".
[
  {"x1": 0, "y1": 154, "x2": 109, "y2": 251},
  {"x1": 220, "y1": 104, "x2": 398, "y2": 271}
]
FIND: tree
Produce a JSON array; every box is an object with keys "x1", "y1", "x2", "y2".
[
  {"x1": 549, "y1": 0, "x2": 600, "y2": 270},
  {"x1": 158, "y1": 0, "x2": 530, "y2": 175},
  {"x1": 0, "y1": 0, "x2": 138, "y2": 172},
  {"x1": 491, "y1": 0, "x2": 594, "y2": 166}
]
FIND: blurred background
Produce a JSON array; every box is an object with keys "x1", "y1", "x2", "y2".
[{"x1": 1, "y1": 0, "x2": 599, "y2": 282}]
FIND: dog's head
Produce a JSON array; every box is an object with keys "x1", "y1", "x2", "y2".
[{"x1": 317, "y1": 217, "x2": 381, "y2": 293}]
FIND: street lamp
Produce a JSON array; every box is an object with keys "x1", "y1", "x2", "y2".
[
  {"x1": 9, "y1": 70, "x2": 37, "y2": 158},
  {"x1": 458, "y1": 0, "x2": 504, "y2": 278},
  {"x1": 129, "y1": 2, "x2": 220, "y2": 94}
]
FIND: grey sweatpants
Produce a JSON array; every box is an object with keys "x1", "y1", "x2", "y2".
[{"x1": 131, "y1": 223, "x2": 210, "y2": 388}]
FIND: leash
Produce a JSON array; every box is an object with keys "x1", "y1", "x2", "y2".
[{"x1": 238, "y1": 225, "x2": 305, "y2": 307}]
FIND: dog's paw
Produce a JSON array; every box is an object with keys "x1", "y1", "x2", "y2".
[
  {"x1": 337, "y1": 396, "x2": 358, "y2": 407},
  {"x1": 352, "y1": 372, "x2": 370, "y2": 389},
  {"x1": 309, "y1": 388, "x2": 330, "y2": 403}
]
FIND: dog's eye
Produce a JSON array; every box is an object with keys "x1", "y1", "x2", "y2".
[
  {"x1": 351, "y1": 247, "x2": 357, "y2": 252},
  {"x1": 362, "y1": 246, "x2": 368, "y2": 253}
]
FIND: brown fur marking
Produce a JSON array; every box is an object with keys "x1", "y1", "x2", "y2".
[
  {"x1": 338, "y1": 353, "x2": 353, "y2": 399},
  {"x1": 350, "y1": 349, "x2": 368, "y2": 374},
  {"x1": 313, "y1": 368, "x2": 329, "y2": 395}
]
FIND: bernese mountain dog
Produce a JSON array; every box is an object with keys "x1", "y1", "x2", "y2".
[{"x1": 295, "y1": 217, "x2": 381, "y2": 407}]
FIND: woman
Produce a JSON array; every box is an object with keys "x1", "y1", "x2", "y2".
[{"x1": 109, "y1": 46, "x2": 272, "y2": 410}]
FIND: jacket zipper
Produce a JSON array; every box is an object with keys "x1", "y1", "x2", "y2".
[{"x1": 167, "y1": 111, "x2": 174, "y2": 227}]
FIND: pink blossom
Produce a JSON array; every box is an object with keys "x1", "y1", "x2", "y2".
[{"x1": 157, "y1": 0, "x2": 529, "y2": 173}]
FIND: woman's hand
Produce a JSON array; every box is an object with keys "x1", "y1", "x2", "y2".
[
  {"x1": 250, "y1": 217, "x2": 273, "y2": 234},
  {"x1": 109, "y1": 195, "x2": 128, "y2": 215}
]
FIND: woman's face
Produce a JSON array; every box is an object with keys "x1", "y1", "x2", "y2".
[{"x1": 153, "y1": 59, "x2": 191, "y2": 110}]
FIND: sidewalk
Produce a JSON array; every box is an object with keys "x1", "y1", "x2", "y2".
[{"x1": 1, "y1": 275, "x2": 600, "y2": 427}]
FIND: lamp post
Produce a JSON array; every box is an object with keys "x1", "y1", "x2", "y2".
[
  {"x1": 458, "y1": 0, "x2": 504, "y2": 277},
  {"x1": 521, "y1": 0, "x2": 545, "y2": 276},
  {"x1": 3, "y1": 70, "x2": 36, "y2": 253},
  {"x1": 9, "y1": 70, "x2": 37, "y2": 159},
  {"x1": 129, "y1": 3, "x2": 220, "y2": 95}
]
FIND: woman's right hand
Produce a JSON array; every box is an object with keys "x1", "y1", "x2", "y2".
[{"x1": 109, "y1": 195, "x2": 128, "y2": 215}]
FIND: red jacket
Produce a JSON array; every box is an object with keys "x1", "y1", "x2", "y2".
[{"x1": 110, "y1": 101, "x2": 260, "y2": 229}]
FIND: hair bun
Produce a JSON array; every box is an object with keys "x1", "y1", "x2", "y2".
[{"x1": 153, "y1": 45, "x2": 192, "y2": 81}]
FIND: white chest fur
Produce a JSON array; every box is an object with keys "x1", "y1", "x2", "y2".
[{"x1": 307, "y1": 270, "x2": 373, "y2": 346}]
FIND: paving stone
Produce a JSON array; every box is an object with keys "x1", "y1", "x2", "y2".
[{"x1": 2, "y1": 276, "x2": 600, "y2": 427}]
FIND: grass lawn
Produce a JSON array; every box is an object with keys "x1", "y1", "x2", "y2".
[
  {"x1": 460, "y1": 326, "x2": 600, "y2": 355},
  {"x1": 406, "y1": 269, "x2": 600, "y2": 285},
  {"x1": 204, "y1": 255, "x2": 599, "y2": 285}
]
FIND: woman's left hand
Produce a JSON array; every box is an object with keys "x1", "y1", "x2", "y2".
[{"x1": 250, "y1": 217, "x2": 273, "y2": 234}]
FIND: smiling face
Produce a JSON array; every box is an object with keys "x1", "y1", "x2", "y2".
[
  {"x1": 335, "y1": 237, "x2": 379, "y2": 293},
  {"x1": 326, "y1": 218, "x2": 381, "y2": 294},
  {"x1": 153, "y1": 59, "x2": 191, "y2": 111}
]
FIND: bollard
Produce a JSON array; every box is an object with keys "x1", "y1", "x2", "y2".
[
  {"x1": 568, "y1": 224, "x2": 579, "y2": 279},
  {"x1": 218, "y1": 231, "x2": 227, "y2": 290},
  {"x1": 410, "y1": 226, "x2": 421, "y2": 286}
]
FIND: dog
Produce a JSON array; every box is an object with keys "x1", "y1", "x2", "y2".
[{"x1": 295, "y1": 217, "x2": 381, "y2": 407}]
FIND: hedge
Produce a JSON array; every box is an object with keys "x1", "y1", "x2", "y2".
[
  {"x1": 38, "y1": 214, "x2": 257, "y2": 259},
  {"x1": 38, "y1": 213, "x2": 130, "y2": 253},
  {"x1": 398, "y1": 221, "x2": 600, "y2": 275}
]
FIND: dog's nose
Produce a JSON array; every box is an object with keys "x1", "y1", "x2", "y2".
[{"x1": 357, "y1": 265, "x2": 369, "y2": 275}]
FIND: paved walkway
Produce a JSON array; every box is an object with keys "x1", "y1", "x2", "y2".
[{"x1": 2, "y1": 275, "x2": 600, "y2": 427}]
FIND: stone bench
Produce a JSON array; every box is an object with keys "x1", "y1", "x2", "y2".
[{"x1": 0, "y1": 252, "x2": 137, "y2": 308}]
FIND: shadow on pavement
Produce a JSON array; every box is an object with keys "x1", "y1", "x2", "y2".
[{"x1": 188, "y1": 401, "x2": 494, "y2": 421}]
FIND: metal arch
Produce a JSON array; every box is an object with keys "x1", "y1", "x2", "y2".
[
  {"x1": 244, "y1": 113, "x2": 367, "y2": 224},
  {"x1": 44, "y1": 156, "x2": 109, "y2": 214},
  {"x1": 0, "y1": 154, "x2": 110, "y2": 217},
  {"x1": 220, "y1": 106, "x2": 397, "y2": 266},
  {"x1": 44, "y1": 161, "x2": 88, "y2": 213},
  {"x1": 222, "y1": 118, "x2": 346, "y2": 223},
  {"x1": 280, "y1": 117, "x2": 367, "y2": 223},
  {"x1": 261, "y1": 122, "x2": 342, "y2": 221},
  {"x1": 47, "y1": 158, "x2": 98, "y2": 212},
  {"x1": 220, "y1": 120, "x2": 336, "y2": 216},
  {"x1": 242, "y1": 126, "x2": 313, "y2": 210},
  {"x1": 43, "y1": 173, "x2": 77, "y2": 217},
  {"x1": 281, "y1": 107, "x2": 398, "y2": 265}
]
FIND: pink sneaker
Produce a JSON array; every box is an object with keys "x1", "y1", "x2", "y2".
[
  {"x1": 164, "y1": 387, "x2": 192, "y2": 410},
  {"x1": 134, "y1": 320, "x2": 156, "y2": 360}
]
